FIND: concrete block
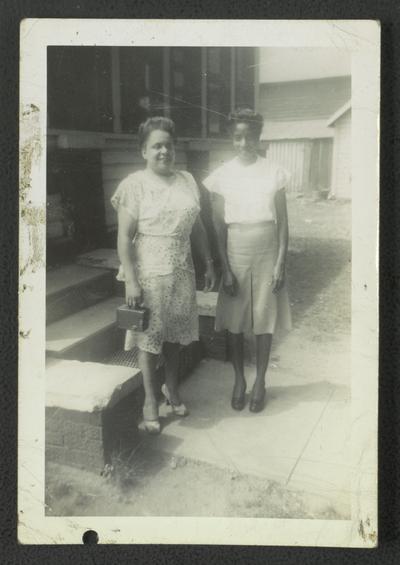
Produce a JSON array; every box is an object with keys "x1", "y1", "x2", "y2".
[
  {"x1": 199, "y1": 316, "x2": 227, "y2": 361},
  {"x1": 46, "y1": 359, "x2": 144, "y2": 472},
  {"x1": 46, "y1": 359, "x2": 142, "y2": 412}
]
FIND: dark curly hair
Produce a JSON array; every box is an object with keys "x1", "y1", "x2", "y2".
[
  {"x1": 228, "y1": 107, "x2": 264, "y2": 139},
  {"x1": 138, "y1": 116, "x2": 176, "y2": 149}
]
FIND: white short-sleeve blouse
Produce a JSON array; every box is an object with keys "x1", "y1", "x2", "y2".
[{"x1": 203, "y1": 156, "x2": 290, "y2": 224}]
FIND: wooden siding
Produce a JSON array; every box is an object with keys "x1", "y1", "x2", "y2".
[
  {"x1": 265, "y1": 141, "x2": 307, "y2": 194},
  {"x1": 259, "y1": 76, "x2": 351, "y2": 122},
  {"x1": 266, "y1": 138, "x2": 333, "y2": 195},
  {"x1": 331, "y1": 110, "x2": 351, "y2": 198}
]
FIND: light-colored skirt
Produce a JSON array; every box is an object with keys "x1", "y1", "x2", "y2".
[
  {"x1": 118, "y1": 233, "x2": 199, "y2": 355},
  {"x1": 124, "y1": 268, "x2": 199, "y2": 355},
  {"x1": 215, "y1": 222, "x2": 292, "y2": 335}
]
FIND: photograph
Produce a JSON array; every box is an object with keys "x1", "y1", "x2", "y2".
[{"x1": 18, "y1": 19, "x2": 380, "y2": 546}]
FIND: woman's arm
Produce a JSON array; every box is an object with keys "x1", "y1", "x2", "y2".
[
  {"x1": 191, "y1": 215, "x2": 216, "y2": 292},
  {"x1": 210, "y1": 193, "x2": 237, "y2": 296},
  {"x1": 273, "y1": 188, "x2": 289, "y2": 293},
  {"x1": 117, "y1": 207, "x2": 142, "y2": 307}
]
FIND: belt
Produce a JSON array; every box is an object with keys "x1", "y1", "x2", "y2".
[{"x1": 227, "y1": 221, "x2": 275, "y2": 229}]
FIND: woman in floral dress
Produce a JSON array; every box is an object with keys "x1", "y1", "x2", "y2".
[{"x1": 112, "y1": 117, "x2": 215, "y2": 434}]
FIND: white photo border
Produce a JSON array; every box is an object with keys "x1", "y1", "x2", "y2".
[{"x1": 18, "y1": 19, "x2": 380, "y2": 547}]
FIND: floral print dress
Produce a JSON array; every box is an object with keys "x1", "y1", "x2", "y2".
[{"x1": 111, "y1": 169, "x2": 200, "y2": 354}]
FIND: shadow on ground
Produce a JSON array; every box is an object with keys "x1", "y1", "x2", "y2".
[
  {"x1": 157, "y1": 379, "x2": 348, "y2": 432},
  {"x1": 287, "y1": 237, "x2": 351, "y2": 332}
]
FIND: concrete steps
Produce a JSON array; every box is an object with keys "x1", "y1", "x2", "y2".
[
  {"x1": 46, "y1": 264, "x2": 115, "y2": 325},
  {"x1": 77, "y1": 248, "x2": 119, "y2": 271},
  {"x1": 45, "y1": 258, "x2": 224, "y2": 475},
  {"x1": 46, "y1": 296, "x2": 124, "y2": 361}
]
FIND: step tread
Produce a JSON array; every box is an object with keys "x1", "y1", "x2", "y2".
[
  {"x1": 47, "y1": 264, "x2": 110, "y2": 298},
  {"x1": 77, "y1": 248, "x2": 119, "y2": 271},
  {"x1": 46, "y1": 358, "x2": 141, "y2": 412},
  {"x1": 46, "y1": 296, "x2": 123, "y2": 354}
]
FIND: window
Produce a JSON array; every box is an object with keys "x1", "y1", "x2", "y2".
[
  {"x1": 47, "y1": 47, "x2": 113, "y2": 132},
  {"x1": 47, "y1": 46, "x2": 256, "y2": 139},
  {"x1": 235, "y1": 48, "x2": 256, "y2": 109},
  {"x1": 206, "y1": 48, "x2": 232, "y2": 137},
  {"x1": 119, "y1": 47, "x2": 164, "y2": 134},
  {"x1": 169, "y1": 47, "x2": 202, "y2": 138}
]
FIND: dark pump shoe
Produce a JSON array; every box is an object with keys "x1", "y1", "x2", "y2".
[
  {"x1": 249, "y1": 388, "x2": 266, "y2": 413},
  {"x1": 231, "y1": 388, "x2": 246, "y2": 411}
]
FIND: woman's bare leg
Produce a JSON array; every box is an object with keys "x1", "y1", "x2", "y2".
[
  {"x1": 228, "y1": 331, "x2": 246, "y2": 402},
  {"x1": 138, "y1": 349, "x2": 159, "y2": 420},
  {"x1": 163, "y1": 341, "x2": 181, "y2": 405}
]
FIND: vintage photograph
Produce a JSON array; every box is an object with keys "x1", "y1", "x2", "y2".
[{"x1": 19, "y1": 20, "x2": 379, "y2": 546}]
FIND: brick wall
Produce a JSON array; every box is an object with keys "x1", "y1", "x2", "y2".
[{"x1": 46, "y1": 389, "x2": 143, "y2": 474}]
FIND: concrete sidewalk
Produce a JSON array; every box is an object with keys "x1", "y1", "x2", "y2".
[{"x1": 151, "y1": 328, "x2": 351, "y2": 517}]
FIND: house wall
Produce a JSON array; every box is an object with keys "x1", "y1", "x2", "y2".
[
  {"x1": 258, "y1": 76, "x2": 350, "y2": 197},
  {"x1": 48, "y1": 130, "x2": 234, "y2": 232},
  {"x1": 265, "y1": 138, "x2": 334, "y2": 195},
  {"x1": 48, "y1": 46, "x2": 256, "y2": 139},
  {"x1": 331, "y1": 110, "x2": 351, "y2": 199},
  {"x1": 265, "y1": 140, "x2": 309, "y2": 194},
  {"x1": 259, "y1": 76, "x2": 351, "y2": 122}
]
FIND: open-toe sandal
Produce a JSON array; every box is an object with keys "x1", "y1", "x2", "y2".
[{"x1": 162, "y1": 384, "x2": 189, "y2": 417}]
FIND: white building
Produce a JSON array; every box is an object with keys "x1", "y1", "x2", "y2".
[
  {"x1": 258, "y1": 48, "x2": 351, "y2": 198},
  {"x1": 327, "y1": 101, "x2": 351, "y2": 199}
]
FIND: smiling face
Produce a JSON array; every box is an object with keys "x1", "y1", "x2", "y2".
[
  {"x1": 232, "y1": 122, "x2": 259, "y2": 165},
  {"x1": 142, "y1": 129, "x2": 175, "y2": 175}
]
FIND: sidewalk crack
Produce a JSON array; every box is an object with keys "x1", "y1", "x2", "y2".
[{"x1": 285, "y1": 386, "x2": 335, "y2": 486}]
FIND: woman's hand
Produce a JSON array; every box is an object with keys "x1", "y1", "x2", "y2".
[
  {"x1": 203, "y1": 262, "x2": 216, "y2": 293},
  {"x1": 125, "y1": 279, "x2": 143, "y2": 308},
  {"x1": 272, "y1": 262, "x2": 285, "y2": 294},
  {"x1": 222, "y1": 269, "x2": 238, "y2": 296}
]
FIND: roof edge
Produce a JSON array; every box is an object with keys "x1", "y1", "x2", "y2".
[{"x1": 326, "y1": 100, "x2": 351, "y2": 127}]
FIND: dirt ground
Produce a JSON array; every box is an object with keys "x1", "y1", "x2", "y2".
[
  {"x1": 46, "y1": 450, "x2": 343, "y2": 520},
  {"x1": 45, "y1": 198, "x2": 351, "y2": 519}
]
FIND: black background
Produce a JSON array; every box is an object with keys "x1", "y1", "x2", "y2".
[{"x1": 1, "y1": 1, "x2": 399, "y2": 563}]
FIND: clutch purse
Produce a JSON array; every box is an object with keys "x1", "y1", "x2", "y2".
[{"x1": 116, "y1": 304, "x2": 149, "y2": 332}]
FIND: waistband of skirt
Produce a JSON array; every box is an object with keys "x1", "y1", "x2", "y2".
[{"x1": 227, "y1": 221, "x2": 276, "y2": 230}]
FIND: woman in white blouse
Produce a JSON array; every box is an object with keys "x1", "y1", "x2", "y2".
[
  {"x1": 112, "y1": 117, "x2": 215, "y2": 434},
  {"x1": 204, "y1": 108, "x2": 291, "y2": 413}
]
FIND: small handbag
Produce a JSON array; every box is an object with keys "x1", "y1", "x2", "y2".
[{"x1": 116, "y1": 303, "x2": 149, "y2": 332}]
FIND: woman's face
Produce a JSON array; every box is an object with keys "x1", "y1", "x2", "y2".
[
  {"x1": 233, "y1": 122, "x2": 259, "y2": 164},
  {"x1": 142, "y1": 129, "x2": 175, "y2": 175}
]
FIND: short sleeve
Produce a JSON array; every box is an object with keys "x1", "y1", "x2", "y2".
[
  {"x1": 276, "y1": 166, "x2": 291, "y2": 191},
  {"x1": 180, "y1": 170, "x2": 201, "y2": 207},
  {"x1": 110, "y1": 174, "x2": 141, "y2": 219}
]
